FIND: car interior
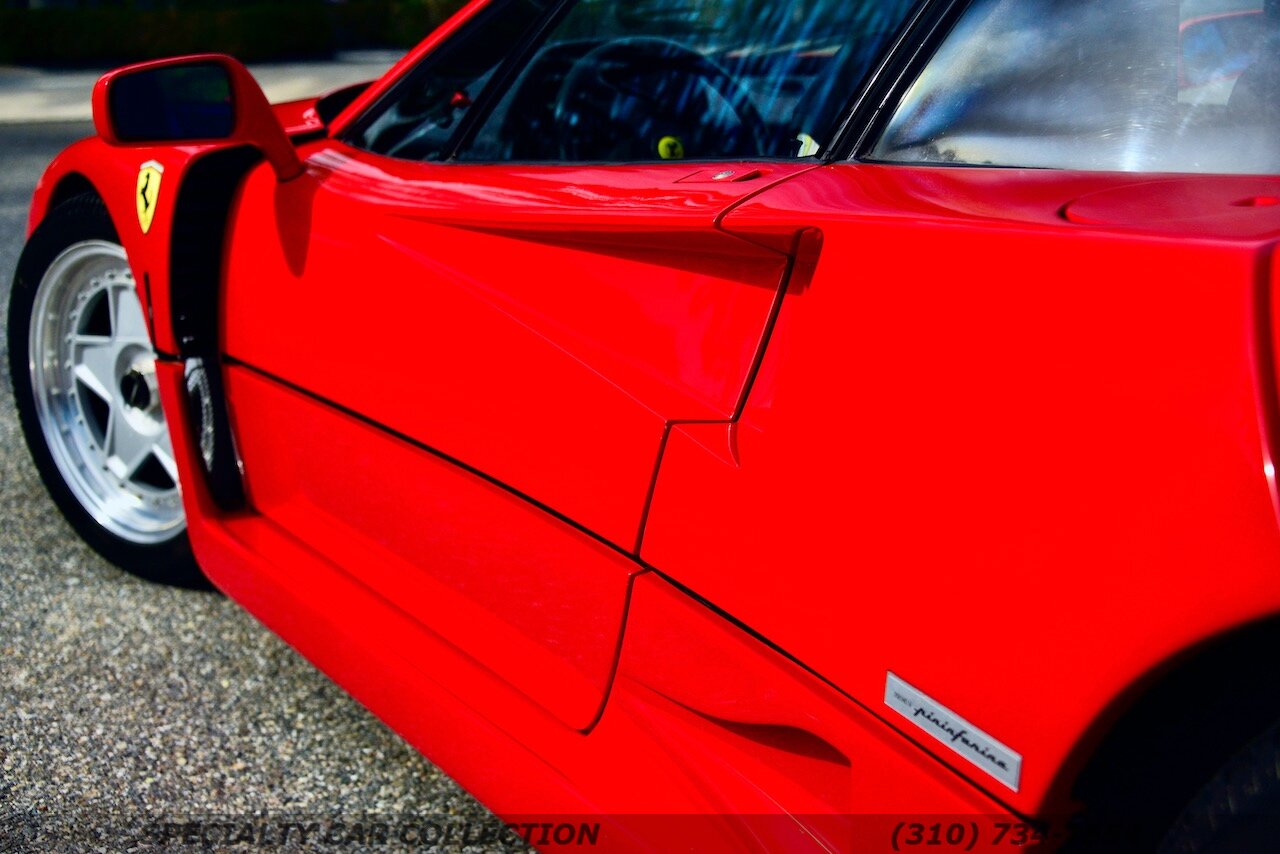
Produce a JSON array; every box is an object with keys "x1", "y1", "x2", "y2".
[{"x1": 351, "y1": 0, "x2": 917, "y2": 163}]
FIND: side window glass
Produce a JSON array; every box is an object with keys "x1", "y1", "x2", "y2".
[
  {"x1": 345, "y1": 0, "x2": 551, "y2": 161},
  {"x1": 872, "y1": 0, "x2": 1280, "y2": 174},
  {"x1": 455, "y1": 0, "x2": 919, "y2": 163}
]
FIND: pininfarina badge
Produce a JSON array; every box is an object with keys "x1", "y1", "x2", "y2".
[{"x1": 885, "y1": 673, "x2": 1023, "y2": 792}]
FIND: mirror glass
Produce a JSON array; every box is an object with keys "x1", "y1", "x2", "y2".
[{"x1": 109, "y1": 62, "x2": 235, "y2": 142}]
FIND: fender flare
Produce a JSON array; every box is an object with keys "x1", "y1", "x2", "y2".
[{"x1": 29, "y1": 138, "x2": 265, "y2": 510}]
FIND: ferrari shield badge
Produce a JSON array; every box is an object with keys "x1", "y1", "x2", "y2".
[{"x1": 136, "y1": 160, "x2": 164, "y2": 234}]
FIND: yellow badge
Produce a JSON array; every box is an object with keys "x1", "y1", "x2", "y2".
[
  {"x1": 136, "y1": 160, "x2": 164, "y2": 234},
  {"x1": 657, "y1": 135, "x2": 685, "y2": 160}
]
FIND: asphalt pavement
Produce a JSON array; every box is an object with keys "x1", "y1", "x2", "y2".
[{"x1": 0, "y1": 125, "x2": 513, "y2": 851}]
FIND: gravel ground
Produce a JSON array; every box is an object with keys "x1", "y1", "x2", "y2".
[{"x1": 0, "y1": 124, "x2": 513, "y2": 853}]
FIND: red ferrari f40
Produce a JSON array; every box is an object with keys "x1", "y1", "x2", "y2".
[{"x1": 10, "y1": 0, "x2": 1280, "y2": 850}]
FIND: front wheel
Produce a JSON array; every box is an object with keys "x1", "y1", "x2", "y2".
[{"x1": 7, "y1": 193, "x2": 204, "y2": 587}]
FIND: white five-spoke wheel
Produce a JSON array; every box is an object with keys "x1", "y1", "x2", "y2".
[
  {"x1": 8, "y1": 193, "x2": 203, "y2": 587},
  {"x1": 29, "y1": 240, "x2": 184, "y2": 543}
]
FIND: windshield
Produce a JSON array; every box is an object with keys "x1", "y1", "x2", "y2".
[{"x1": 873, "y1": 0, "x2": 1280, "y2": 174}]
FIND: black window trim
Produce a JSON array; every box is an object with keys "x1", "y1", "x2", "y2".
[{"x1": 826, "y1": 0, "x2": 971, "y2": 163}]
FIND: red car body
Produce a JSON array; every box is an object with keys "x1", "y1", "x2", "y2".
[{"x1": 22, "y1": 0, "x2": 1280, "y2": 849}]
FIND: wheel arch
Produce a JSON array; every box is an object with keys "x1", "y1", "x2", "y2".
[
  {"x1": 26, "y1": 139, "x2": 130, "y2": 240},
  {"x1": 44, "y1": 173, "x2": 101, "y2": 220},
  {"x1": 1050, "y1": 613, "x2": 1280, "y2": 846}
]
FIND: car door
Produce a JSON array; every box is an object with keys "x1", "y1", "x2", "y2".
[{"x1": 218, "y1": 0, "x2": 913, "y2": 730}]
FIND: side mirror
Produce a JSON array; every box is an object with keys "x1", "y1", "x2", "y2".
[{"x1": 93, "y1": 54, "x2": 303, "y2": 181}]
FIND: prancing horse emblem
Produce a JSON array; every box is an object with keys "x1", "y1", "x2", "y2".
[{"x1": 136, "y1": 160, "x2": 164, "y2": 234}]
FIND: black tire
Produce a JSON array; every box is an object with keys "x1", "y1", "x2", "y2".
[
  {"x1": 7, "y1": 192, "x2": 207, "y2": 589},
  {"x1": 1159, "y1": 720, "x2": 1280, "y2": 854}
]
